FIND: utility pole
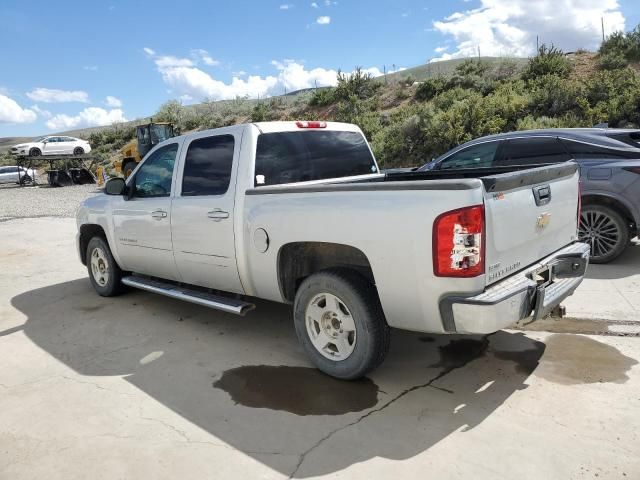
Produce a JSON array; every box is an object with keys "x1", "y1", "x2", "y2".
[
  {"x1": 536, "y1": 35, "x2": 539, "y2": 51},
  {"x1": 477, "y1": 45, "x2": 481, "y2": 61},
  {"x1": 601, "y1": 17, "x2": 605, "y2": 43},
  {"x1": 383, "y1": 65, "x2": 387, "y2": 84}
]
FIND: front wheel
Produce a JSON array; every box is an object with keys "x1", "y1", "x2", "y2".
[
  {"x1": 86, "y1": 236, "x2": 125, "y2": 296},
  {"x1": 29, "y1": 148, "x2": 41, "y2": 157},
  {"x1": 579, "y1": 204, "x2": 629, "y2": 264},
  {"x1": 293, "y1": 269, "x2": 390, "y2": 380},
  {"x1": 73, "y1": 147, "x2": 85, "y2": 155}
]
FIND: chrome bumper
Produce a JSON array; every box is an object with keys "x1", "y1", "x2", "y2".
[{"x1": 440, "y1": 242, "x2": 590, "y2": 334}]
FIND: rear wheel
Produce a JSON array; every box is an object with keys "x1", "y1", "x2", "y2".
[
  {"x1": 293, "y1": 269, "x2": 390, "y2": 380},
  {"x1": 86, "y1": 236, "x2": 125, "y2": 296},
  {"x1": 29, "y1": 148, "x2": 41, "y2": 157},
  {"x1": 73, "y1": 147, "x2": 85, "y2": 155},
  {"x1": 579, "y1": 204, "x2": 629, "y2": 263},
  {"x1": 19, "y1": 174, "x2": 31, "y2": 185}
]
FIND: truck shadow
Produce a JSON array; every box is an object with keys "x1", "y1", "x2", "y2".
[{"x1": 11, "y1": 279, "x2": 545, "y2": 478}]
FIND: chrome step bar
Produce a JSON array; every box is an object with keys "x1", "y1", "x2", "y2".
[{"x1": 121, "y1": 276, "x2": 255, "y2": 316}]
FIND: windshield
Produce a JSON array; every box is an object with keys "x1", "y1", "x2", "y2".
[
  {"x1": 33, "y1": 136, "x2": 47, "y2": 142},
  {"x1": 150, "y1": 124, "x2": 173, "y2": 143}
]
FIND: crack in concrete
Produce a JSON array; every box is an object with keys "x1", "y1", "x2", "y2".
[
  {"x1": 60, "y1": 375, "x2": 136, "y2": 397},
  {"x1": 289, "y1": 344, "x2": 488, "y2": 478}
]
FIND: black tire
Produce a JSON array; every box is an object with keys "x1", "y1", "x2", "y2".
[
  {"x1": 122, "y1": 161, "x2": 136, "y2": 179},
  {"x1": 86, "y1": 236, "x2": 125, "y2": 296},
  {"x1": 293, "y1": 269, "x2": 390, "y2": 380},
  {"x1": 73, "y1": 147, "x2": 85, "y2": 155},
  {"x1": 19, "y1": 174, "x2": 31, "y2": 185},
  {"x1": 29, "y1": 148, "x2": 41, "y2": 157},
  {"x1": 579, "y1": 204, "x2": 629, "y2": 264}
]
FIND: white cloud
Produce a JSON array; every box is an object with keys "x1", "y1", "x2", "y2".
[
  {"x1": 105, "y1": 95, "x2": 122, "y2": 108},
  {"x1": 155, "y1": 55, "x2": 194, "y2": 68},
  {"x1": 83, "y1": 65, "x2": 98, "y2": 71},
  {"x1": 433, "y1": 0, "x2": 625, "y2": 59},
  {"x1": 191, "y1": 48, "x2": 219, "y2": 66},
  {"x1": 435, "y1": 46, "x2": 449, "y2": 53},
  {"x1": 46, "y1": 107, "x2": 127, "y2": 130},
  {"x1": 0, "y1": 94, "x2": 37, "y2": 124},
  {"x1": 30, "y1": 104, "x2": 52, "y2": 119},
  {"x1": 143, "y1": 47, "x2": 156, "y2": 56},
  {"x1": 26, "y1": 88, "x2": 89, "y2": 103},
  {"x1": 311, "y1": 2, "x2": 318, "y2": 7},
  {"x1": 146, "y1": 48, "x2": 388, "y2": 103},
  {"x1": 279, "y1": 4, "x2": 293, "y2": 9},
  {"x1": 316, "y1": 15, "x2": 331, "y2": 24}
]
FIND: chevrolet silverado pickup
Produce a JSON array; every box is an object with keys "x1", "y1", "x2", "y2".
[{"x1": 76, "y1": 121, "x2": 589, "y2": 379}]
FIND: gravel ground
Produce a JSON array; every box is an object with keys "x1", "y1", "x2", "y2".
[{"x1": 0, "y1": 184, "x2": 101, "y2": 220}]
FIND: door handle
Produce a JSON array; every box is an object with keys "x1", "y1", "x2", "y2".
[
  {"x1": 207, "y1": 209, "x2": 229, "y2": 221},
  {"x1": 151, "y1": 210, "x2": 167, "y2": 219}
]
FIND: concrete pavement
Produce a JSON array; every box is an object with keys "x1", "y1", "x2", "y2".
[{"x1": 1, "y1": 217, "x2": 639, "y2": 479}]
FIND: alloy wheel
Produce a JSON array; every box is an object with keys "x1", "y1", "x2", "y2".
[
  {"x1": 305, "y1": 292, "x2": 357, "y2": 361},
  {"x1": 578, "y1": 209, "x2": 621, "y2": 259}
]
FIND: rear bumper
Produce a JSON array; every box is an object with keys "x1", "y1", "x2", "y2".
[{"x1": 439, "y1": 242, "x2": 590, "y2": 334}]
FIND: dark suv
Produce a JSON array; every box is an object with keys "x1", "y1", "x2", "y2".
[{"x1": 418, "y1": 128, "x2": 640, "y2": 263}]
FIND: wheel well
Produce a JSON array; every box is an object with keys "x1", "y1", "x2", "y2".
[
  {"x1": 582, "y1": 195, "x2": 636, "y2": 230},
  {"x1": 79, "y1": 224, "x2": 107, "y2": 265},
  {"x1": 278, "y1": 242, "x2": 375, "y2": 302}
]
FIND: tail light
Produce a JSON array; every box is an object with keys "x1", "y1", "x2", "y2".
[
  {"x1": 296, "y1": 121, "x2": 327, "y2": 128},
  {"x1": 433, "y1": 205, "x2": 485, "y2": 277}
]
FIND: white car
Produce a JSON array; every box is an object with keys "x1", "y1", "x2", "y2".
[
  {"x1": 0, "y1": 166, "x2": 36, "y2": 184},
  {"x1": 10, "y1": 136, "x2": 91, "y2": 157}
]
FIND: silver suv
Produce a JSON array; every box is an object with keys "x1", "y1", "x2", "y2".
[{"x1": 419, "y1": 128, "x2": 640, "y2": 263}]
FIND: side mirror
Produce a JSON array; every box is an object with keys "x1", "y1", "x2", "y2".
[{"x1": 105, "y1": 177, "x2": 126, "y2": 195}]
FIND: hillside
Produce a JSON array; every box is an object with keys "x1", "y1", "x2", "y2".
[
  {"x1": 2, "y1": 36, "x2": 640, "y2": 171},
  {"x1": 0, "y1": 57, "x2": 526, "y2": 153}
]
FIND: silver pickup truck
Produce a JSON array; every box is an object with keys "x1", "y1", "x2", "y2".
[{"x1": 77, "y1": 121, "x2": 589, "y2": 379}]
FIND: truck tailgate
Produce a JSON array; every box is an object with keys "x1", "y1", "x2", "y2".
[{"x1": 482, "y1": 163, "x2": 580, "y2": 285}]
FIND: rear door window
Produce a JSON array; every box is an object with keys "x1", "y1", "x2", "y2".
[
  {"x1": 498, "y1": 137, "x2": 571, "y2": 166},
  {"x1": 254, "y1": 130, "x2": 377, "y2": 187},
  {"x1": 561, "y1": 139, "x2": 640, "y2": 159},
  {"x1": 438, "y1": 141, "x2": 501, "y2": 170},
  {"x1": 181, "y1": 135, "x2": 235, "y2": 196}
]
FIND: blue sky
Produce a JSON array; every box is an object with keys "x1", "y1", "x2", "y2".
[{"x1": 1, "y1": 0, "x2": 639, "y2": 137}]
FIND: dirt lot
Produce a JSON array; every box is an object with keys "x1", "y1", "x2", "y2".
[{"x1": 1, "y1": 217, "x2": 639, "y2": 479}]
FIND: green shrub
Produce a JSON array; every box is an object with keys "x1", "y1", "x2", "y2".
[
  {"x1": 334, "y1": 67, "x2": 381, "y2": 102},
  {"x1": 251, "y1": 102, "x2": 272, "y2": 122},
  {"x1": 522, "y1": 44, "x2": 572, "y2": 80},
  {"x1": 598, "y1": 51, "x2": 628, "y2": 70},
  {"x1": 308, "y1": 88, "x2": 335, "y2": 107},
  {"x1": 414, "y1": 78, "x2": 445, "y2": 101},
  {"x1": 528, "y1": 74, "x2": 584, "y2": 116}
]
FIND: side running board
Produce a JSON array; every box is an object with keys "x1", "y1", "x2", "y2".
[{"x1": 121, "y1": 275, "x2": 255, "y2": 316}]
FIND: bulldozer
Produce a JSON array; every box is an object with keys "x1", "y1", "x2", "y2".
[{"x1": 117, "y1": 121, "x2": 176, "y2": 178}]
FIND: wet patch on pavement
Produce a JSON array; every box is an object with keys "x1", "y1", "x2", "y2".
[
  {"x1": 536, "y1": 334, "x2": 638, "y2": 384},
  {"x1": 213, "y1": 365, "x2": 379, "y2": 415},
  {"x1": 493, "y1": 341, "x2": 546, "y2": 375},
  {"x1": 431, "y1": 337, "x2": 490, "y2": 369}
]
